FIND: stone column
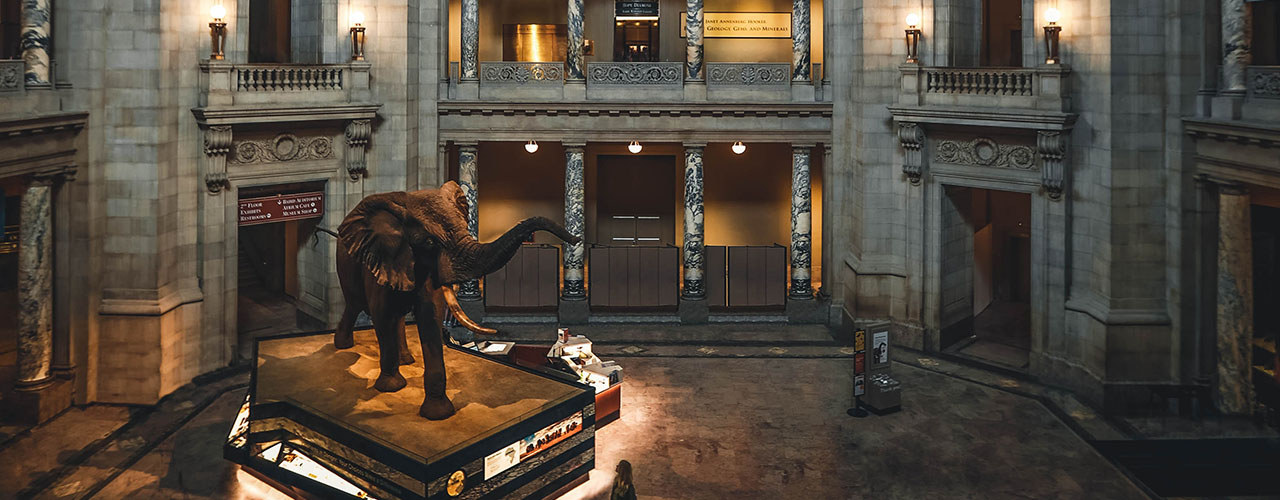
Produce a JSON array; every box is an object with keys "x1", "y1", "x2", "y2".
[
  {"x1": 789, "y1": 146, "x2": 813, "y2": 298},
  {"x1": 567, "y1": 0, "x2": 585, "y2": 81},
  {"x1": 21, "y1": 0, "x2": 51, "y2": 86},
  {"x1": 563, "y1": 144, "x2": 586, "y2": 298},
  {"x1": 457, "y1": 144, "x2": 481, "y2": 299},
  {"x1": 1215, "y1": 184, "x2": 1254, "y2": 415},
  {"x1": 1221, "y1": 0, "x2": 1252, "y2": 94},
  {"x1": 682, "y1": 144, "x2": 705, "y2": 298},
  {"x1": 17, "y1": 176, "x2": 54, "y2": 389},
  {"x1": 791, "y1": 0, "x2": 811, "y2": 82},
  {"x1": 460, "y1": 0, "x2": 479, "y2": 82},
  {"x1": 685, "y1": 0, "x2": 704, "y2": 81}
]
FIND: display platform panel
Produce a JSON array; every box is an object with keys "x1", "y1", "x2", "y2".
[{"x1": 227, "y1": 327, "x2": 596, "y2": 500}]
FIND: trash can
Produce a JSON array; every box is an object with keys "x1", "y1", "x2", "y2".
[{"x1": 864, "y1": 373, "x2": 901, "y2": 415}]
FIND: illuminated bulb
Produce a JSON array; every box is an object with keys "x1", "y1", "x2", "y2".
[
  {"x1": 628, "y1": 141, "x2": 642, "y2": 154},
  {"x1": 731, "y1": 141, "x2": 746, "y2": 155},
  {"x1": 1044, "y1": 7, "x2": 1060, "y2": 24},
  {"x1": 905, "y1": 13, "x2": 920, "y2": 28},
  {"x1": 525, "y1": 140, "x2": 539, "y2": 153},
  {"x1": 351, "y1": 10, "x2": 365, "y2": 27},
  {"x1": 210, "y1": 4, "x2": 226, "y2": 21}
]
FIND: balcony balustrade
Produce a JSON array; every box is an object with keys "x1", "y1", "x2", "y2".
[
  {"x1": 200, "y1": 61, "x2": 372, "y2": 107},
  {"x1": 0, "y1": 60, "x2": 23, "y2": 93},
  {"x1": 898, "y1": 64, "x2": 1071, "y2": 113},
  {"x1": 1249, "y1": 66, "x2": 1280, "y2": 100}
]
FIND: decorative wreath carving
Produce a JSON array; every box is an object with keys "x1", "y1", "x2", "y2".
[{"x1": 231, "y1": 133, "x2": 335, "y2": 164}]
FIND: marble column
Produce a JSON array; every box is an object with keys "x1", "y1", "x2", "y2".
[
  {"x1": 791, "y1": 0, "x2": 811, "y2": 82},
  {"x1": 1215, "y1": 184, "x2": 1254, "y2": 415},
  {"x1": 790, "y1": 146, "x2": 813, "y2": 298},
  {"x1": 567, "y1": 0, "x2": 585, "y2": 81},
  {"x1": 460, "y1": 0, "x2": 479, "y2": 81},
  {"x1": 458, "y1": 144, "x2": 481, "y2": 298},
  {"x1": 563, "y1": 144, "x2": 586, "y2": 298},
  {"x1": 21, "y1": 0, "x2": 51, "y2": 86},
  {"x1": 1221, "y1": 0, "x2": 1252, "y2": 94},
  {"x1": 17, "y1": 177, "x2": 54, "y2": 389},
  {"x1": 685, "y1": 0, "x2": 704, "y2": 81},
  {"x1": 683, "y1": 145, "x2": 705, "y2": 298}
]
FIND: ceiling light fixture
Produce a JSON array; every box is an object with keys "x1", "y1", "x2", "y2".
[
  {"x1": 731, "y1": 141, "x2": 746, "y2": 155},
  {"x1": 525, "y1": 140, "x2": 539, "y2": 153},
  {"x1": 628, "y1": 141, "x2": 642, "y2": 154}
]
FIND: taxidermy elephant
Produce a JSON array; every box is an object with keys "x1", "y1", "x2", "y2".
[{"x1": 334, "y1": 181, "x2": 579, "y2": 420}]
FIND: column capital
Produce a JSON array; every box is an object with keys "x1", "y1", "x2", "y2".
[
  {"x1": 792, "y1": 143, "x2": 816, "y2": 151},
  {"x1": 456, "y1": 141, "x2": 479, "y2": 149},
  {"x1": 562, "y1": 141, "x2": 587, "y2": 149},
  {"x1": 683, "y1": 142, "x2": 707, "y2": 150},
  {"x1": 1219, "y1": 182, "x2": 1250, "y2": 196}
]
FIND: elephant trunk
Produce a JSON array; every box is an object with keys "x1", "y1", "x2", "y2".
[{"x1": 442, "y1": 216, "x2": 579, "y2": 284}]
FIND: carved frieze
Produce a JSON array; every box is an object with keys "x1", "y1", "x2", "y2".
[
  {"x1": 231, "y1": 133, "x2": 335, "y2": 165},
  {"x1": 933, "y1": 137, "x2": 1036, "y2": 170}
]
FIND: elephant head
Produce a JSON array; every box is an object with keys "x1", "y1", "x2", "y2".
[{"x1": 338, "y1": 181, "x2": 580, "y2": 292}]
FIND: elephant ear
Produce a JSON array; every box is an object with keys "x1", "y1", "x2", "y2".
[
  {"x1": 439, "y1": 180, "x2": 469, "y2": 219},
  {"x1": 338, "y1": 192, "x2": 419, "y2": 292}
]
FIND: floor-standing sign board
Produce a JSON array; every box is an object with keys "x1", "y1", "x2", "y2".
[{"x1": 239, "y1": 192, "x2": 325, "y2": 226}]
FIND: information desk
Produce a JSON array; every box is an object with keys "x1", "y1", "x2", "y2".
[
  {"x1": 225, "y1": 328, "x2": 596, "y2": 500},
  {"x1": 507, "y1": 344, "x2": 622, "y2": 426}
]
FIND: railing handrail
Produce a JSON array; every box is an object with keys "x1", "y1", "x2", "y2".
[
  {"x1": 0, "y1": 59, "x2": 24, "y2": 93},
  {"x1": 1248, "y1": 65, "x2": 1280, "y2": 99},
  {"x1": 586, "y1": 61, "x2": 682, "y2": 85},
  {"x1": 706, "y1": 62, "x2": 791, "y2": 86},
  {"x1": 479, "y1": 61, "x2": 564, "y2": 84},
  {"x1": 233, "y1": 63, "x2": 349, "y2": 92}
]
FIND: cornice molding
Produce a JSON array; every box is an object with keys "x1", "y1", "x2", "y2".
[
  {"x1": 191, "y1": 103, "x2": 381, "y2": 126},
  {"x1": 888, "y1": 105, "x2": 1077, "y2": 131},
  {"x1": 0, "y1": 111, "x2": 88, "y2": 138},
  {"x1": 438, "y1": 101, "x2": 833, "y2": 119},
  {"x1": 1184, "y1": 117, "x2": 1280, "y2": 148}
]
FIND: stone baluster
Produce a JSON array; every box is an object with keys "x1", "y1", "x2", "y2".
[
  {"x1": 567, "y1": 0, "x2": 585, "y2": 82},
  {"x1": 460, "y1": 0, "x2": 479, "y2": 82},
  {"x1": 16, "y1": 176, "x2": 55, "y2": 389},
  {"x1": 1215, "y1": 183, "x2": 1254, "y2": 415},
  {"x1": 457, "y1": 144, "x2": 481, "y2": 299},
  {"x1": 682, "y1": 144, "x2": 705, "y2": 298},
  {"x1": 686, "y1": 0, "x2": 704, "y2": 81},
  {"x1": 1221, "y1": 0, "x2": 1252, "y2": 95},
  {"x1": 21, "y1": 0, "x2": 51, "y2": 86},
  {"x1": 563, "y1": 144, "x2": 586, "y2": 298},
  {"x1": 789, "y1": 145, "x2": 813, "y2": 298},
  {"x1": 791, "y1": 0, "x2": 810, "y2": 82}
]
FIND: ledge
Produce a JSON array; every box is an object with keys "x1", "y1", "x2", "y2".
[
  {"x1": 0, "y1": 111, "x2": 88, "y2": 138},
  {"x1": 1183, "y1": 117, "x2": 1280, "y2": 148},
  {"x1": 887, "y1": 105, "x2": 1077, "y2": 131},
  {"x1": 438, "y1": 101, "x2": 832, "y2": 118},
  {"x1": 191, "y1": 103, "x2": 381, "y2": 126}
]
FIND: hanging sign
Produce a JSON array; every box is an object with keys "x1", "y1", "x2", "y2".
[
  {"x1": 616, "y1": 1, "x2": 658, "y2": 18},
  {"x1": 680, "y1": 12, "x2": 792, "y2": 39},
  {"x1": 238, "y1": 191, "x2": 325, "y2": 226}
]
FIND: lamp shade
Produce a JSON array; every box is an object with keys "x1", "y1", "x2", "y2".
[
  {"x1": 905, "y1": 13, "x2": 919, "y2": 28},
  {"x1": 1045, "y1": 8, "x2": 1060, "y2": 24},
  {"x1": 525, "y1": 140, "x2": 539, "y2": 153},
  {"x1": 627, "y1": 141, "x2": 642, "y2": 154},
  {"x1": 731, "y1": 141, "x2": 746, "y2": 155},
  {"x1": 210, "y1": 4, "x2": 226, "y2": 20},
  {"x1": 351, "y1": 10, "x2": 365, "y2": 26}
]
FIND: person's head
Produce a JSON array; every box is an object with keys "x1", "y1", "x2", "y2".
[{"x1": 614, "y1": 459, "x2": 633, "y2": 486}]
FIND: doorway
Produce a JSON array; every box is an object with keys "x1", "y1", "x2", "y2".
[
  {"x1": 236, "y1": 183, "x2": 326, "y2": 341},
  {"x1": 1253, "y1": 199, "x2": 1280, "y2": 416},
  {"x1": 0, "y1": 178, "x2": 20, "y2": 401},
  {"x1": 981, "y1": 0, "x2": 1023, "y2": 67},
  {"x1": 940, "y1": 186, "x2": 1032, "y2": 369},
  {"x1": 595, "y1": 155, "x2": 676, "y2": 246}
]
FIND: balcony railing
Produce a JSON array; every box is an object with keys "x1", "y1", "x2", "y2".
[
  {"x1": 480, "y1": 62, "x2": 564, "y2": 85},
  {"x1": 706, "y1": 63, "x2": 790, "y2": 87},
  {"x1": 925, "y1": 68, "x2": 1034, "y2": 96},
  {"x1": 1249, "y1": 66, "x2": 1280, "y2": 100},
  {"x1": 587, "y1": 62, "x2": 682, "y2": 85},
  {"x1": 898, "y1": 64, "x2": 1070, "y2": 112},
  {"x1": 0, "y1": 60, "x2": 23, "y2": 93},
  {"x1": 200, "y1": 61, "x2": 372, "y2": 107}
]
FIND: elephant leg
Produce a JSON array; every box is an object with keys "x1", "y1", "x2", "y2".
[
  {"x1": 335, "y1": 305, "x2": 358, "y2": 350},
  {"x1": 370, "y1": 305, "x2": 407, "y2": 393},
  {"x1": 396, "y1": 316, "x2": 414, "y2": 365},
  {"x1": 416, "y1": 292, "x2": 456, "y2": 420}
]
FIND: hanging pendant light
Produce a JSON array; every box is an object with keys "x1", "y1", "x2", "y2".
[
  {"x1": 731, "y1": 141, "x2": 747, "y2": 155},
  {"x1": 628, "y1": 140, "x2": 643, "y2": 154},
  {"x1": 525, "y1": 140, "x2": 539, "y2": 153}
]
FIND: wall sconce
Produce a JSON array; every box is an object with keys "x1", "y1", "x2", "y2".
[
  {"x1": 904, "y1": 13, "x2": 921, "y2": 64},
  {"x1": 350, "y1": 11, "x2": 367, "y2": 61},
  {"x1": 583, "y1": 39, "x2": 595, "y2": 56},
  {"x1": 628, "y1": 141, "x2": 643, "y2": 154},
  {"x1": 209, "y1": 3, "x2": 227, "y2": 61},
  {"x1": 525, "y1": 140, "x2": 539, "y2": 153},
  {"x1": 1043, "y1": 8, "x2": 1062, "y2": 64},
  {"x1": 731, "y1": 141, "x2": 746, "y2": 155}
]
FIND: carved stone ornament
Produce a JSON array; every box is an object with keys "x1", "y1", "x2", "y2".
[
  {"x1": 933, "y1": 137, "x2": 1036, "y2": 170},
  {"x1": 1037, "y1": 131, "x2": 1069, "y2": 200},
  {"x1": 203, "y1": 125, "x2": 233, "y2": 193},
  {"x1": 231, "y1": 133, "x2": 335, "y2": 164},
  {"x1": 898, "y1": 122, "x2": 925, "y2": 185},
  {"x1": 345, "y1": 119, "x2": 372, "y2": 181}
]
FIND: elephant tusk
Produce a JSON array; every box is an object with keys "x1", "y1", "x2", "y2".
[{"x1": 443, "y1": 286, "x2": 498, "y2": 335}]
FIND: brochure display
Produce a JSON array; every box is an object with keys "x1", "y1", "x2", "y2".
[{"x1": 225, "y1": 328, "x2": 596, "y2": 500}]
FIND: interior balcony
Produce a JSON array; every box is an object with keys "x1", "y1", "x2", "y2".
[
  {"x1": 890, "y1": 63, "x2": 1073, "y2": 130},
  {"x1": 1244, "y1": 65, "x2": 1280, "y2": 123},
  {"x1": 196, "y1": 60, "x2": 379, "y2": 124}
]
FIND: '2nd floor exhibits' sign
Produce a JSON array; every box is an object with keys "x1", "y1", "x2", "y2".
[
  {"x1": 239, "y1": 192, "x2": 325, "y2": 226},
  {"x1": 680, "y1": 12, "x2": 792, "y2": 39}
]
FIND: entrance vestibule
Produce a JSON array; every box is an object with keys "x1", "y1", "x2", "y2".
[{"x1": 235, "y1": 183, "x2": 327, "y2": 342}]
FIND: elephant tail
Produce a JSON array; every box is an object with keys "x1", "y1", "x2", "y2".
[{"x1": 443, "y1": 286, "x2": 498, "y2": 335}]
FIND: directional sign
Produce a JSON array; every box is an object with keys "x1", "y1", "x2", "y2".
[{"x1": 238, "y1": 191, "x2": 324, "y2": 226}]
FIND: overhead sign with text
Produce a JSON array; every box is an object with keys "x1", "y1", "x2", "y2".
[
  {"x1": 681, "y1": 12, "x2": 792, "y2": 38},
  {"x1": 238, "y1": 192, "x2": 325, "y2": 226}
]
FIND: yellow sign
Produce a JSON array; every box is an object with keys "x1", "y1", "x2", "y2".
[
  {"x1": 854, "y1": 329, "x2": 866, "y2": 352},
  {"x1": 680, "y1": 12, "x2": 792, "y2": 39}
]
